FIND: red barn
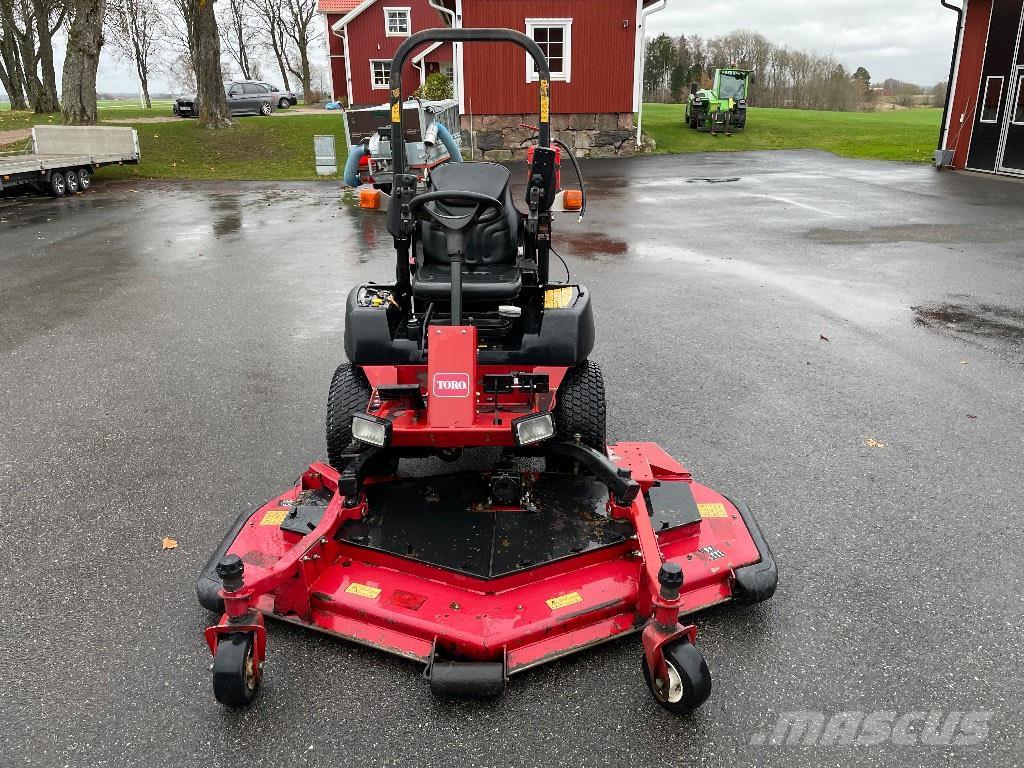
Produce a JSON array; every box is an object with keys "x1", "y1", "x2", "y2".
[
  {"x1": 320, "y1": 0, "x2": 453, "y2": 107},
  {"x1": 317, "y1": 0, "x2": 667, "y2": 157},
  {"x1": 939, "y1": 0, "x2": 1024, "y2": 176}
]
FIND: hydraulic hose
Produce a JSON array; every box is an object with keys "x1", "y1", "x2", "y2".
[
  {"x1": 432, "y1": 121, "x2": 463, "y2": 163},
  {"x1": 343, "y1": 144, "x2": 366, "y2": 187}
]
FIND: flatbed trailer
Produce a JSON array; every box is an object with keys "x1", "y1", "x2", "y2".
[{"x1": 0, "y1": 125, "x2": 140, "y2": 196}]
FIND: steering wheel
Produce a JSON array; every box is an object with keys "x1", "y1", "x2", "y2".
[{"x1": 408, "y1": 191, "x2": 503, "y2": 258}]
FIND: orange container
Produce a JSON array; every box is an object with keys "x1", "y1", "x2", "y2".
[
  {"x1": 563, "y1": 189, "x2": 583, "y2": 210},
  {"x1": 359, "y1": 188, "x2": 381, "y2": 209}
]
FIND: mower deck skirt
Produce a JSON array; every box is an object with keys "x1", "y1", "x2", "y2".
[{"x1": 198, "y1": 443, "x2": 776, "y2": 674}]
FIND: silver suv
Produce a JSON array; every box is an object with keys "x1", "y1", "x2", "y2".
[{"x1": 173, "y1": 81, "x2": 279, "y2": 118}]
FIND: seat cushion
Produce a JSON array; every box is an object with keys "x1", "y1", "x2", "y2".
[{"x1": 411, "y1": 261, "x2": 522, "y2": 300}]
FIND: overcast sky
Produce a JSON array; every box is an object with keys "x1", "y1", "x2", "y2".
[{"x1": 36, "y1": 0, "x2": 960, "y2": 95}]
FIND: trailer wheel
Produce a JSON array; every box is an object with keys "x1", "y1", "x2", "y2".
[
  {"x1": 48, "y1": 171, "x2": 67, "y2": 197},
  {"x1": 64, "y1": 170, "x2": 80, "y2": 194},
  {"x1": 326, "y1": 363, "x2": 372, "y2": 469},
  {"x1": 77, "y1": 167, "x2": 92, "y2": 190},
  {"x1": 552, "y1": 360, "x2": 607, "y2": 452}
]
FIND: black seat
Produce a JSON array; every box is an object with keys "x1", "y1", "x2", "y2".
[{"x1": 412, "y1": 162, "x2": 522, "y2": 301}]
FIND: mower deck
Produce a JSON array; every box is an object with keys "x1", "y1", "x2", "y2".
[{"x1": 198, "y1": 442, "x2": 776, "y2": 679}]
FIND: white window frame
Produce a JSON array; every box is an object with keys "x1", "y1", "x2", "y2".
[
  {"x1": 525, "y1": 18, "x2": 572, "y2": 83},
  {"x1": 980, "y1": 75, "x2": 1004, "y2": 123},
  {"x1": 370, "y1": 59, "x2": 391, "y2": 90},
  {"x1": 384, "y1": 7, "x2": 411, "y2": 38},
  {"x1": 1012, "y1": 73, "x2": 1024, "y2": 126}
]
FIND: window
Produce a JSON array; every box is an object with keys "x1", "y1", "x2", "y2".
[
  {"x1": 526, "y1": 18, "x2": 572, "y2": 82},
  {"x1": 981, "y1": 76, "x2": 1004, "y2": 123},
  {"x1": 1013, "y1": 74, "x2": 1024, "y2": 125},
  {"x1": 370, "y1": 60, "x2": 391, "y2": 89},
  {"x1": 384, "y1": 7, "x2": 410, "y2": 37}
]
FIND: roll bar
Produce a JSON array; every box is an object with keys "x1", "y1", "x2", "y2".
[{"x1": 389, "y1": 28, "x2": 552, "y2": 174}]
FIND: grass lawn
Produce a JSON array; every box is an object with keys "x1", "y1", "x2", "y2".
[
  {"x1": 640, "y1": 103, "x2": 942, "y2": 164},
  {"x1": 2, "y1": 99, "x2": 942, "y2": 181}
]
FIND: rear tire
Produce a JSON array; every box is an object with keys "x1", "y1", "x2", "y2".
[
  {"x1": 326, "y1": 363, "x2": 372, "y2": 468},
  {"x1": 552, "y1": 360, "x2": 607, "y2": 452},
  {"x1": 64, "y1": 170, "x2": 80, "y2": 193},
  {"x1": 77, "y1": 167, "x2": 91, "y2": 190},
  {"x1": 260, "y1": 100, "x2": 273, "y2": 116},
  {"x1": 279, "y1": 98, "x2": 290, "y2": 109}
]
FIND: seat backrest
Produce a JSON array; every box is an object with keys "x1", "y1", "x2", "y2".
[{"x1": 419, "y1": 162, "x2": 520, "y2": 267}]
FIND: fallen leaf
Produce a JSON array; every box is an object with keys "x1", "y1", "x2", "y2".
[
  {"x1": 153, "y1": 134, "x2": 159, "y2": 138},
  {"x1": 820, "y1": 335, "x2": 830, "y2": 342},
  {"x1": 864, "y1": 438, "x2": 886, "y2": 448},
  {"x1": 967, "y1": 414, "x2": 977, "y2": 419},
  {"x1": 161, "y1": 537, "x2": 178, "y2": 550}
]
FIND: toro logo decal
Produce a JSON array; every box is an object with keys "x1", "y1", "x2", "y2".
[{"x1": 432, "y1": 373, "x2": 471, "y2": 398}]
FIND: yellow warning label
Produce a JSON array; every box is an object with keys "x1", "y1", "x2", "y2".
[
  {"x1": 546, "y1": 592, "x2": 584, "y2": 610},
  {"x1": 259, "y1": 508, "x2": 288, "y2": 526},
  {"x1": 697, "y1": 503, "x2": 728, "y2": 519},
  {"x1": 544, "y1": 287, "x2": 573, "y2": 309},
  {"x1": 540, "y1": 93, "x2": 550, "y2": 123},
  {"x1": 391, "y1": 102, "x2": 401, "y2": 123},
  {"x1": 345, "y1": 582, "x2": 382, "y2": 600}
]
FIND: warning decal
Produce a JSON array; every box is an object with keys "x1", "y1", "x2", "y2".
[
  {"x1": 345, "y1": 582, "x2": 382, "y2": 600},
  {"x1": 546, "y1": 592, "x2": 584, "y2": 610},
  {"x1": 259, "y1": 508, "x2": 288, "y2": 526},
  {"x1": 697, "y1": 503, "x2": 728, "y2": 519}
]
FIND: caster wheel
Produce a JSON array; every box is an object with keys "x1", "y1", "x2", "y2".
[
  {"x1": 642, "y1": 640, "x2": 712, "y2": 715},
  {"x1": 213, "y1": 633, "x2": 261, "y2": 707}
]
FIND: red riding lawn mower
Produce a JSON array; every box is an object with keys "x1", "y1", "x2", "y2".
[{"x1": 197, "y1": 28, "x2": 777, "y2": 713}]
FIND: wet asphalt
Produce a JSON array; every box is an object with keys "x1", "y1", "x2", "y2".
[{"x1": 1, "y1": 151, "x2": 1022, "y2": 767}]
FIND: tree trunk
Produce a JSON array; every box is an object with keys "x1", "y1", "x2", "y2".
[
  {"x1": 131, "y1": 36, "x2": 152, "y2": 108},
  {"x1": 32, "y1": 0, "x2": 60, "y2": 112},
  {"x1": 61, "y1": 0, "x2": 105, "y2": 124},
  {"x1": 0, "y1": 3, "x2": 29, "y2": 109},
  {"x1": 299, "y1": 45, "x2": 311, "y2": 105},
  {"x1": 194, "y1": 0, "x2": 232, "y2": 128},
  {"x1": 270, "y1": 22, "x2": 289, "y2": 91}
]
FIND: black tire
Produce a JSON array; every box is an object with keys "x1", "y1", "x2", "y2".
[
  {"x1": 278, "y1": 98, "x2": 290, "y2": 109},
  {"x1": 326, "y1": 363, "x2": 372, "y2": 468},
  {"x1": 64, "y1": 170, "x2": 80, "y2": 194},
  {"x1": 552, "y1": 360, "x2": 607, "y2": 451},
  {"x1": 642, "y1": 640, "x2": 712, "y2": 715},
  {"x1": 77, "y1": 167, "x2": 91, "y2": 190},
  {"x1": 49, "y1": 171, "x2": 67, "y2": 197},
  {"x1": 212, "y1": 633, "x2": 261, "y2": 707},
  {"x1": 260, "y1": 100, "x2": 273, "y2": 116}
]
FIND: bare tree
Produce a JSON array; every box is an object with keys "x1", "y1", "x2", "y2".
[
  {"x1": 282, "y1": 0, "x2": 316, "y2": 103},
  {"x1": 250, "y1": 0, "x2": 288, "y2": 89},
  {"x1": 107, "y1": 0, "x2": 162, "y2": 107},
  {"x1": 193, "y1": 0, "x2": 232, "y2": 127},
  {"x1": 1, "y1": 0, "x2": 64, "y2": 112},
  {"x1": 220, "y1": 0, "x2": 258, "y2": 79},
  {"x1": 0, "y1": 2, "x2": 29, "y2": 109},
  {"x1": 61, "y1": 0, "x2": 105, "y2": 123}
]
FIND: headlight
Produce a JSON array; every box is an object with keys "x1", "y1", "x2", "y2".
[
  {"x1": 513, "y1": 412, "x2": 555, "y2": 446},
  {"x1": 351, "y1": 413, "x2": 392, "y2": 447}
]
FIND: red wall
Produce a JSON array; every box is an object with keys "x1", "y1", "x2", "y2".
[
  {"x1": 343, "y1": 0, "x2": 450, "y2": 105},
  {"x1": 949, "y1": 0, "x2": 993, "y2": 167},
  {"x1": 460, "y1": 0, "x2": 638, "y2": 114}
]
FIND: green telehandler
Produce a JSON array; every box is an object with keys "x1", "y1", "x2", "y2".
[{"x1": 685, "y1": 69, "x2": 753, "y2": 135}]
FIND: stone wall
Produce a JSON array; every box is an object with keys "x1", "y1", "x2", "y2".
[{"x1": 459, "y1": 113, "x2": 636, "y2": 161}]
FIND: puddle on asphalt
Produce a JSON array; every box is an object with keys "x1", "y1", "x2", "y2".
[
  {"x1": 913, "y1": 301, "x2": 1024, "y2": 346},
  {"x1": 807, "y1": 223, "x2": 1023, "y2": 245},
  {"x1": 210, "y1": 196, "x2": 243, "y2": 237},
  {"x1": 559, "y1": 231, "x2": 629, "y2": 259}
]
